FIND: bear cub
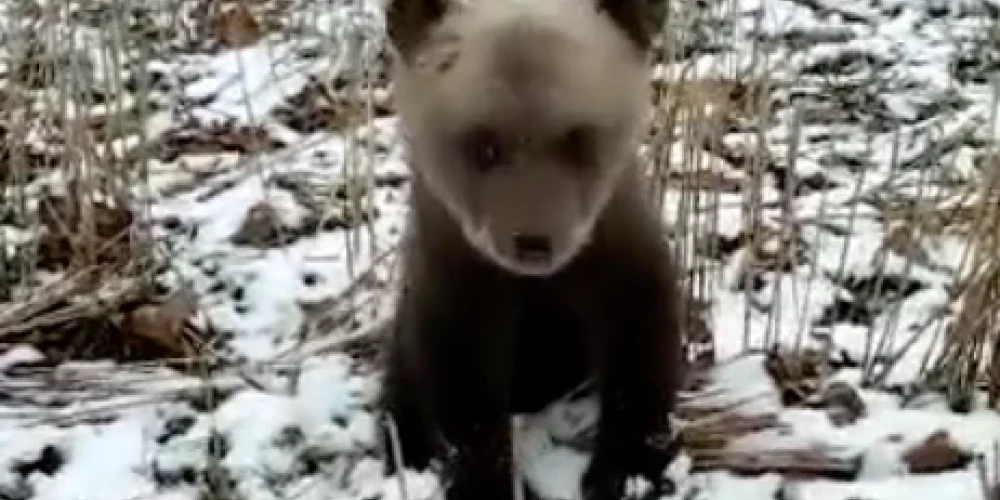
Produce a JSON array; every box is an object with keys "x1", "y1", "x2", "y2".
[{"x1": 379, "y1": 1, "x2": 685, "y2": 500}]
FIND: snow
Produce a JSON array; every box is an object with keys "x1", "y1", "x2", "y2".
[
  {"x1": 799, "y1": 471, "x2": 986, "y2": 500},
  {"x1": 0, "y1": 346, "x2": 45, "y2": 372},
  {"x1": 3, "y1": 0, "x2": 1000, "y2": 499},
  {"x1": 31, "y1": 418, "x2": 154, "y2": 500}
]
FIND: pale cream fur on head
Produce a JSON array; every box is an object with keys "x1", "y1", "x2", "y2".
[{"x1": 387, "y1": 0, "x2": 656, "y2": 275}]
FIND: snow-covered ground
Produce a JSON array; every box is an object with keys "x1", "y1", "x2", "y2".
[{"x1": 1, "y1": 0, "x2": 1000, "y2": 499}]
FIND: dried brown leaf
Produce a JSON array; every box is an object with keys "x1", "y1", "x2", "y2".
[
  {"x1": 230, "y1": 202, "x2": 295, "y2": 248},
  {"x1": 818, "y1": 381, "x2": 867, "y2": 427},
  {"x1": 765, "y1": 347, "x2": 825, "y2": 406},
  {"x1": 214, "y1": 2, "x2": 264, "y2": 49},
  {"x1": 36, "y1": 190, "x2": 134, "y2": 272},
  {"x1": 118, "y1": 292, "x2": 197, "y2": 358},
  {"x1": 902, "y1": 430, "x2": 972, "y2": 474}
]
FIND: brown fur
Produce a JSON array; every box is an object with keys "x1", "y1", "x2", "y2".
[{"x1": 380, "y1": 2, "x2": 682, "y2": 500}]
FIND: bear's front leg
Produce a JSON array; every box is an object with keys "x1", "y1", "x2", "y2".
[
  {"x1": 426, "y1": 328, "x2": 516, "y2": 500},
  {"x1": 437, "y1": 408, "x2": 515, "y2": 500},
  {"x1": 383, "y1": 332, "x2": 515, "y2": 500},
  {"x1": 381, "y1": 329, "x2": 440, "y2": 474},
  {"x1": 386, "y1": 259, "x2": 517, "y2": 500},
  {"x1": 583, "y1": 267, "x2": 684, "y2": 500}
]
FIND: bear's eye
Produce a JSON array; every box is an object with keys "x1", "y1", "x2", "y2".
[
  {"x1": 556, "y1": 124, "x2": 598, "y2": 170},
  {"x1": 460, "y1": 126, "x2": 505, "y2": 172}
]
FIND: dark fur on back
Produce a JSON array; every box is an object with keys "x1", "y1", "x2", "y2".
[{"x1": 380, "y1": 2, "x2": 683, "y2": 500}]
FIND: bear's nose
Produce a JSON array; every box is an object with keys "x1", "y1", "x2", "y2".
[{"x1": 512, "y1": 233, "x2": 552, "y2": 264}]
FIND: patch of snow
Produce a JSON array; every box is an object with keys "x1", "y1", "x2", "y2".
[{"x1": 0, "y1": 346, "x2": 44, "y2": 372}]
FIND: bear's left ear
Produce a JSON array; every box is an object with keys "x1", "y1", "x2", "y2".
[
  {"x1": 385, "y1": 0, "x2": 451, "y2": 64},
  {"x1": 596, "y1": 0, "x2": 667, "y2": 52}
]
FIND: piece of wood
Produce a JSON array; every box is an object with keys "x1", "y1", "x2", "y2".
[{"x1": 690, "y1": 448, "x2": 861, "y2": 480}]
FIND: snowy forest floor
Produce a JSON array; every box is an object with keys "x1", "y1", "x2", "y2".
[{"x1": 2, "y1": 0, "x2": 1000, "y2": 499}]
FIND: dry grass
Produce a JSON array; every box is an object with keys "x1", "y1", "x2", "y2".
[{"x1": 926, "y1": 135, "x2": 1000, "y2": 410}]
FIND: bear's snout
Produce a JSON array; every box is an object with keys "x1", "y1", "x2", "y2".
[{"x1": 512, "y1": 233, "x2": 553, "y2": 265}]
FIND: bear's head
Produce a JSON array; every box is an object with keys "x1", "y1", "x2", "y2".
[{"x1": 386, "y1": 0, "x2": 663, "y2": 276}]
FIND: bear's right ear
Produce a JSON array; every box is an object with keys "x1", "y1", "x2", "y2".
[
  {"x1": 385, "y1": 0, "x2": 450, "y2": 63},
  {"x1": 596, "y1": 0, "x2": 667, "y2": 53}
]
